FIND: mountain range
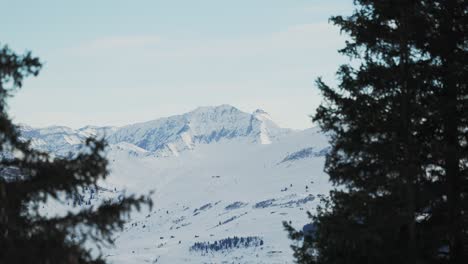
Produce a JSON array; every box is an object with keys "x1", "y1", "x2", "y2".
[
  {"x1": 21, "y1": 105, "x2": 292, "y2": 156},
  {"x1": 20, "y1": 105, "x2": 331, "y2": 264}
]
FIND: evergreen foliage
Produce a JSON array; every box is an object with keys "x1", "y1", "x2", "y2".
[
  {"x1": 285, "y1": 1, "x2": 467, "y2": 263},
  {"x1": 0, "y1": 45, "x2": 152, "y2": 264},
  {"x1": 190, "y1": 236, "x2": 264, "y2": 254}
]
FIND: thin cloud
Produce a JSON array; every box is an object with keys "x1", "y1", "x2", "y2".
[
  {"x1": 70, "y1": 35, "x2": 162, "y2": 55},
  {"x1": 63, "y1": 23, "x2": 343, "y2": 60},
  {"x1": 137, "y1": 22, "x2": 345, "y2": 58}
]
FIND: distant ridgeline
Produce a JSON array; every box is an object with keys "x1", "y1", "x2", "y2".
[
  {"x1": 18, "y1": 105, "x2": 296, "y2": 158},
  {"x1": 279, "y1": 147, "x2": 330, "y2": 163}
]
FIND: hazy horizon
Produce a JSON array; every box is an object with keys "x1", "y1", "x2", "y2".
[{"x1": 3, "y1": 0, "x2": 353, "y2": 129}]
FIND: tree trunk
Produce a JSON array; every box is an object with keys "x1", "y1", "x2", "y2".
[
  {"x1": 441, "y1": 1, "x2": 463, "y2": 262},
  {"x1": 399, "y1": 6, "x2": 417, "y2": 263}
]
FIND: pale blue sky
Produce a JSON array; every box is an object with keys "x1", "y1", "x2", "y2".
[{"x1": 2, "y1": 0, "x2": 353, "y2": 129}]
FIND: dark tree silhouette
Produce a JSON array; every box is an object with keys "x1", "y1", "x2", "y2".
[
  {"x1": 285, "y1": 1, "x2": 467, "y2": 263},
  {"x1": 0, "y1": 45, "x2": 152, "y2": 264},
  {"x1": 190, "y1": 236, "x2": 264, "y2": 254}
]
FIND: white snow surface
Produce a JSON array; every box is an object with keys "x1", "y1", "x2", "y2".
[{"x1": 19, "y1": 105, "x2": 332, "y2": 264}]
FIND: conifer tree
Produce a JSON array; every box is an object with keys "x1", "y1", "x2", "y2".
[
  {"x1": 0, "y1": 45, "x2": 152, "y2": 264},
  {"x1": 421, "y1": 1, "x2": 468, "y2": 262},
  {"x1": 285, "y1": 1, "x2": 467, "y2": 263}
]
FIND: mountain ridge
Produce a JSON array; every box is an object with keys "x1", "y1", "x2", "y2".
[{"x1": 19, "y1": 105, "x2": 298, "y2": 156}]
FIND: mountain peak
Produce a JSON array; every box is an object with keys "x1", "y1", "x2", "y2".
[
  {"x1": 253, "y1": 108, "x2": 268, "y2": 115},
  {"x1": 252, "y1": 109, "x2": 273, "y2": 122},
  {"x1": 188, "y1": 104, "x2": 241, "y2": 115},
  {"x1": 105, "y1": 105, "x2": 292, "y2": 153},
  {"x1": 20, "y1": 105, "x2": 293, "y2": 156}
]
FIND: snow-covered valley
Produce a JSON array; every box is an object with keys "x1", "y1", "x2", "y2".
[{"x1": 20, "y1": 105, "x2": 331, "y2": 264}]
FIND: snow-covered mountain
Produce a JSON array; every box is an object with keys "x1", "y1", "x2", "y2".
[
  {"x1": 19, "y1": 124, "x2": 118, "y2": 156},
  {"x1": 20, "y1": 105, "x2": 331, "y2": 264},
  {"x1": 20, "y1": 105, "x2": 291, "y2": 157}
]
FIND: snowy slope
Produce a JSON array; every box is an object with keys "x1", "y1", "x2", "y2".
[{"x1": 19, "y1": 105, "x2": 331, "y2": 264}]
